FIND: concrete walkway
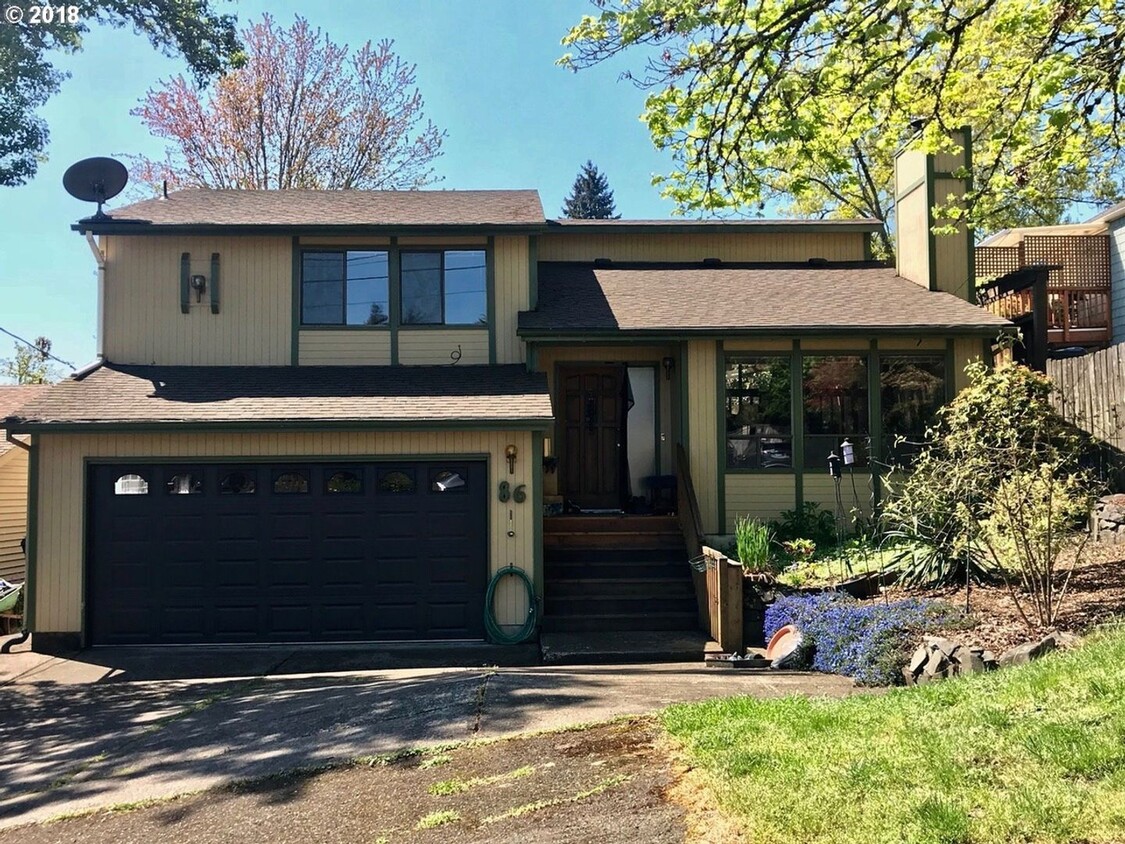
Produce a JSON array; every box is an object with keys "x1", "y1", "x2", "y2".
[{"x1": 0, "y1": 639, "x2": 859, "y2": 830}]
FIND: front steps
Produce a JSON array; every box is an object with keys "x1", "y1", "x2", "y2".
[{"x1": 542, "y1": 516, "x2": 700, "y2": 635}]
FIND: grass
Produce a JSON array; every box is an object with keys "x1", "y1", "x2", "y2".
[
  {"x1": 428, "y1": 765, "x2": 535, "y2": 796},
  {"x1": 480, "y1": 774, "x2": 632, "y2": 824},
  {"x1": 414, "y1": 809, "x2": 460, "y2": 830},
  {"x1": 736, "y1": 516, "x2": 777, "y2": 573},
  {"x1": 663, "y1": 630, "x2": 1125, "y2": 844}
]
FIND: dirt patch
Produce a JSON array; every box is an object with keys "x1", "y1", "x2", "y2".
[
  {"x1": 4, "y1": 719, "x2": 688, "y2": 844},
  {"x1": 884, "y1": 544, "x2": 1125, "y2": 654}
]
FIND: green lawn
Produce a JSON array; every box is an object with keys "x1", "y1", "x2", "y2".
[{"x1": 664, "y1": 629, "x2": 1125, "y2": 843}]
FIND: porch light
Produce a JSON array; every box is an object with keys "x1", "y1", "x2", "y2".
[
  {"x1": 841, "y1": 439, "x2": 855, "y2": 466},
  {"x1": 505, "y1": 444, "x2": 518, "y2": 474},
  {"x1": 662, "y1": 356, "x2": 675, "y2": 380},
  {"x1": 189, "y1": 274, "x2": 207, "y2": 302}
]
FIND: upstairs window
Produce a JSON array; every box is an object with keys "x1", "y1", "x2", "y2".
[
  {"x1": 401, "y1": 250, "x2": 487, "y2": 326},
  {"x1": 301, "y1": 250, "x2": 390, "y2": 326}
]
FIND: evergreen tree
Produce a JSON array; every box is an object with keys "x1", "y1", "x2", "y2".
[{"x1": 562, "y1": 161, "x2": 620, "y2": 219}]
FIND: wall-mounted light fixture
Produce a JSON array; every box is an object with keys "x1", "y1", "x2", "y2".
[
  {"x1": 189, "y1": 274, "x2": 207, "y2": 303},
  {"x1": 505, "y1": 444, "x2": 518, "y2": 475},
  {"x1": 662, "y1": 356, "x2": 675, "y2": 381}
]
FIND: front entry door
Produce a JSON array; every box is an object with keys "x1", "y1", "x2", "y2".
[{"x1": 560, "y1": 366, "x2": 626, "y2": 509}]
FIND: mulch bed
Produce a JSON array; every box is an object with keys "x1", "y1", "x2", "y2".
[{"x1": 881, "y1": 544, "x2": 1125, "y2": 655}]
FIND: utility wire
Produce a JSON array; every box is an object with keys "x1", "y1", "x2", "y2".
[{"x1": 0, "y1": 326, "x2": 76, "y2": 369}]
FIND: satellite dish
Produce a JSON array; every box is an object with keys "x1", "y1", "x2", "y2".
[{"x1": 63, "y1": 157, "x2": 128, "y2": 220}]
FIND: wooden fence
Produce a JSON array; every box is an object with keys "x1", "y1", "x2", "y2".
[{"x1": 1047, "y1": 344, "x2": 1125, "y2": 456}]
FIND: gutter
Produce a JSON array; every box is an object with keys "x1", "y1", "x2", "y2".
[{"x1": 84, "y1": 232, "x2": 106, "y2": 360}]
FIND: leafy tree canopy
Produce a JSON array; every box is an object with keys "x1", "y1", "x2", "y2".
[
  {"x1": 562, "y1": 160, "x2": 620, "y2": 218},
  {"x1": 561, "y1": 0, "x2": 1125, "y2": 253},
  {"x1": 0, "y1": 0, "x2": 242, "y2": 186},
  {"x1": 131, "y1": 15, "x2": 445, "y2": 190},
  {"x1": 0, "y1": 337, "x2": 61, "y2": 384}
]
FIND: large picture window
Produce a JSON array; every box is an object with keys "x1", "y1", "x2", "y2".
[
  {"x1": 301, "y1": 251, "x2": 389, "y2": 326},
  {"x1": 401, "y1": 250, "x2": 487, "y2": 326},
  {"x1": 803, "y1": 355, "x2": 869, "y2": 469},
  {"x1": 881, "y1": 355, "x2": 946, "y2": 463},
  {"x1": 726, "y1": 356, "x2": 793, "y2": 469}
]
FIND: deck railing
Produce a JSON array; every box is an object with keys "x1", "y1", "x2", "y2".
[{"x1": 977, "y1": 234, "x2": 1112, "y2": 346}]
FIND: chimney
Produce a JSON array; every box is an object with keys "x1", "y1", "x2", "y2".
[{"x1": 894, "y1": 126, "x2": 973, "y2": 301}]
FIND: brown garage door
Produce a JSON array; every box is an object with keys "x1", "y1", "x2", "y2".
[{"x1": 86, "y1": 461, "x2": 488, "y2": 645}]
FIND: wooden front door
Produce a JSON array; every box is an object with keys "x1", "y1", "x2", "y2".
[{"x1": 559, "y1": 366, "x2": 626, "y2": 509}]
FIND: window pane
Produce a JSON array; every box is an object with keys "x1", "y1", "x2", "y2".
[
  {"x1": 444, "y1": 250, "x2": 487, "y2": 325},
  {"x1": 346, "y1": 251, "x2": 389, "y2": 326},
  {"x1": 725, "y1": 357, "x2": 792, "y2": 469},
  {"x1": 302, "y1": 252, "x2": 344, "y2": 325},
  {"x1": 401, "y1": 252, "x2": 442, "y2": 324},
  {"x1": 803, "y1": 355, "x2": 869, "y2": 468},
  {"x1": 881, "y1": 355, "x2": 946, "y2": 462}
]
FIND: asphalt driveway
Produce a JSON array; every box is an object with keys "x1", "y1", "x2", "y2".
[{"x1": 0, "y1": 643, "x2": 857, "y2": 830}]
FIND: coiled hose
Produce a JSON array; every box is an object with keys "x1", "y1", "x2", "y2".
[{"x1": 483, "y1": 565, "x2": 538, "y2": 644}]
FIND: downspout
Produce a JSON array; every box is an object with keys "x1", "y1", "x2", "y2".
[
  {"x1": 85, "y1": 231, "x2": 106, "y2": 360},
  {"x1": 4, "y1": 430, "x2": 30, "y2": 452}
]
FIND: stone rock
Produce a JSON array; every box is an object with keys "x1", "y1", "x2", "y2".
[
  {"x1": 955, "y1": 648, "x2": 986, "y2": 675},
  {"x1": 1053, "y1": 631, "x2": 1082, "y2": 650},
  {"x1": 1100, "y1": 505, "x2": 1125, "y2": 522},
  {"x1": 1099, "y1": 519, "x2": 1118, "y2": 530},
  {"x1": 1099, "y1": 493, "x2": 1125, "y2": 508},
  {"x1": 924, "y1": 636, "x2": 960, "y2": 657},
  {"x1": 908, "y1": 647, "x2": 929, "y2": 674},
  {"x1": 998, "y1": 635, "x2": 1057, "y2": 667}
]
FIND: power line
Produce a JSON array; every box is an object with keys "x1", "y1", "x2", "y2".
[{"x1": 0, "y1": 326, "x2": 75, "y2": 369}]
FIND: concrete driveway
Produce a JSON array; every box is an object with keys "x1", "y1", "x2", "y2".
[{"x1": 0, "y1": 641, "x2": 858, "y2": 830}]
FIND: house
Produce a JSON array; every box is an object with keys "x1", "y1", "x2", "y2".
[
  {"x1": 0, "y1": 385, "x2": 52, "y2": 584},
  {"x1": 3, "y1": 136, "x2": 1009, "y2": 653}
]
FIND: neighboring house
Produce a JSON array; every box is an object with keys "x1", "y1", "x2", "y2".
[
  {"x1": 0, "y1": 385, "x2": 52, "y2": 584},
  {"x1": 3, "y1": 139, "x2": 1009, "y2": 653}
]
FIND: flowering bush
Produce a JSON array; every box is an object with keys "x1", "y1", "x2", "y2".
[{"x1": 765, "y1": 592, "x2": 963, "y2": 685}]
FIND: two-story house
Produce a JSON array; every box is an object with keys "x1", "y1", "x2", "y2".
[{"x1": 5, "y1": 136, "x2": 1009, "y2": 653}]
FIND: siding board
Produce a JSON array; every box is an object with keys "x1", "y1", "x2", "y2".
[
  {"x1": 397, "y1": 330, "x2": 489, "y2": 365},
  {"x1": 538, "y1": 232, "x2": 867, "y2": 263},
  {"x1": 0, "y1": 448, "x2": 29, "y2": 583}
]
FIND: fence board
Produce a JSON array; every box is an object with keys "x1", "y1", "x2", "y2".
[{"x1": 1048, "y1": 346, "x2": 1125, "y2": 452}]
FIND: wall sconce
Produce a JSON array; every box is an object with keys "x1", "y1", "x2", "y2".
[
  {"x1": 841, "y1": 439, "x2": 855, "y2": 466},
  {"x1": 662, "y1": 356, "x2": 675, "y2": 381},
  {"x1": 189, "y1": 274, "x2": 207, "y2": 302},
  {"x1": 505, "y1": 444, "x2": 518, "y2": 475}
]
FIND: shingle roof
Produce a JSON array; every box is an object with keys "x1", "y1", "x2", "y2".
[
  {"x1": 546, "y1": 218, "x2": 883, "y2": 232},
  {"x1": 518, "y1": 263, "x2": 1011, "y2": 335},
  {"x1": 83, "y1": 188, "x2": 546, "y2": 231},
  {"x1": 0, "y1": 384, "x2": 53, "y2": 458},
  {"x1": 5, "y1": 365, "x2": 553, "y2": 429}
]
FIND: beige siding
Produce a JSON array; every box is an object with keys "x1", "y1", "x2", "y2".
[
  {"x1": 534, "y1": 344, "x2": 677, "y2": 496},
  {"x1": 0, "y1": 447, "x2": 29, "y2": 583},
  {"x1": 686, "y1": 340, "x2": 720, "y2": 533},
  {"x1": 878, "y1": 337, "x2": 947, "y2": 351},
  {"x1": 298, "y1": 237, "x2": 391, "y2": 247},
  {"x1": 398, "y1": 237, "x2": 488, "y2": 247},
  {"x1": 801, "y1": 338, "x2": 871, "y2": 352},
  {"x1": 494, "y1": 236, "x2": 530, "y2": 364},
  {"x1": 34, "y1": 430, "x2": 535, "y2": 635},
  {"x1": 298, "y1": 330, "x2": 392, "y2": 365},
  {"x1": 398, "y1": 330, "x2": 489, "y2": 365},
  {"x1": 538, "y1": 231, "x2": 867, "y2": 263},
  {"x1": 803, "y1": 472, "x2": 875, "y2": 518},
  {"x1": 725, "y1": 338, "x2": 793, "y2": 352},
  {"x1": 953, "y1": 336, "x2": 985, "y2": 393},
  {"x1": 895, "y1": 176, "x2": 932, "y2": 290},
  {"x1": 726, "y1": 475, "x2": 795, "y2": 525},
  {"x1": 933, "y1": 177, "x2": 971, "y2": 298},
  {"x1": 103, "y1": 235, "x2": 292, "y2": 365}
]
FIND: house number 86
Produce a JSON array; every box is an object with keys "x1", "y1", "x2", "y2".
[{"x1": 498, "y1": 482, "x2": 526, "y2": 503}]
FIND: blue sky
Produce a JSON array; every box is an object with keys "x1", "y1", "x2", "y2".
[{"x1": 0, "y1": 0, "x2": 677, "y2": 375}]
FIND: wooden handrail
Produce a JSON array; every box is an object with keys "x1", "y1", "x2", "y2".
[{"x1": 675, "y1": 443, "x2": 706, "y2": 558}]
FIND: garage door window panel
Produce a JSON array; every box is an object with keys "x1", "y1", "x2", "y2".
[{"x1": 273, "y1": 471, "x2": 310, "y2": 494}]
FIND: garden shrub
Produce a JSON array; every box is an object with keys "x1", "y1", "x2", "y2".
[
  {"x1": 765, "y1": 592, "x2": 964, "y2": 686},
  {"x1": 770, "y1": 501, "x2": 839, "y2": 549}
]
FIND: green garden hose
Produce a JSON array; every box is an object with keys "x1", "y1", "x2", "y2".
[{"x1": 484, "y1": 565, "x2": 538, "y2": 644}]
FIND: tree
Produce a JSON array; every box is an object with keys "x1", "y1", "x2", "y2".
[
  {"x1": 562, "y1": 160, "x2": 620, "y2": 219},
  {"x1": 131, "y1": 15, "x2": 445, "y2": 191},
  {"x1": 561, "y1": 1, "x2": 1125, "y2": 252},
  {"x1": 1, "y1": 337, "x2": 60, "y2": 384},
  {"x1": 0, "y1": 0, "x2": 241, "y2": 186}
]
